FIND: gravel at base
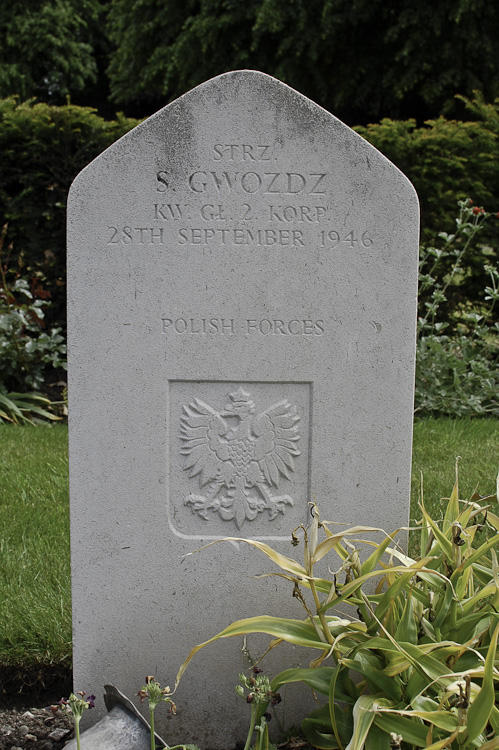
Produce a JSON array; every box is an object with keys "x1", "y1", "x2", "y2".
[{"x1": 0, "y1": 706, "x2": 74, "y2": 750}]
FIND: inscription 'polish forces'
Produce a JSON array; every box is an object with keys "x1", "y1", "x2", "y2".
[
  {"x1": 161, "y1": 318, "x2": 325, "y2": 336},
  {"x1": 180, "y1": 387, "x2": 301, "y2": 529}
]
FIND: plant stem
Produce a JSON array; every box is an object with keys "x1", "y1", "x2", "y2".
[
  {"x1": 243, "y1": 704, "x2": 257, "y2": 750},
  {"x1": 310, "y1": 579, "x2": 335, "y2": 645},
  {"x1": 150, "y1": 705, "x2": 156, "y2": 750},
  {"x1": 74, "y1": 717, "x2": 81, "y2": 750}
]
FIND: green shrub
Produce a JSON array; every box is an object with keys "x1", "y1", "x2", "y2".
[
  {"x1": 0, "y1": 98, "x2": 139, "y2": 329},
  {"x1": 415, "y1": 199, "x2": 499, "y2": 417},
  {"x1": 0, "y1": 273, "x2": 66, "y2": 392},
  {"x1": 0, "y1": 226, "x2": 66, "y2": 391},
  {"x1": 355, "y1": 95, "x2": 499, "y2": 239},
  {"x1": 0, "y1": 226, "x2": 66, "y2": 422}
]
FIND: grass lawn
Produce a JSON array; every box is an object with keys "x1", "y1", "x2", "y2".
[
  {"x1": 0, "y1": 425, "x2": 70, "y2": 670},
  {"x1": 0, "y1": 419, "x2": 498, "y2": 672},
  {"x1": 411, "y1": 417, "x2": 499, "y2": 520}
]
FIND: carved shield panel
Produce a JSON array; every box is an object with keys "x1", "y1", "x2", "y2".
[{"x1": 169, "y1": 381, "x2": 311, "y2": 538}]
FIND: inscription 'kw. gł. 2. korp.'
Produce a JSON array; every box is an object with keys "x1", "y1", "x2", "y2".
[{"x1": 180, "y1": 387, "x2": 301, "y2": 529}]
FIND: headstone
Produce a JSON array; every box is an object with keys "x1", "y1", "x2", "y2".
[{"x1": 67, "y1": 70, "x2": 419, "y2": 746}]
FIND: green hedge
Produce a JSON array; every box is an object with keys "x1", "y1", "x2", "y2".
[
  {"x1": 356, "y1": 95, "x2": 499, "y2": 319},
  {"x1": 355, "y1": 98, "x2": 499, "y2": 240},
  {"x1": 0, "y1": 99, "x2": 138, "y2": 329},
  {"x1": 1, "y1": 95, "x2": 498, "y2": 331}
]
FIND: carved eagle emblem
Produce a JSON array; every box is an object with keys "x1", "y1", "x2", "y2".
[{"x1": 180, "y1": 387, "x2": 301, "y2": 529}]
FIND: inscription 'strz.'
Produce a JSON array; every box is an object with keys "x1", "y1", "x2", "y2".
[{"x1": 180, "y1": 387, "x2": 301, "y2": 529}]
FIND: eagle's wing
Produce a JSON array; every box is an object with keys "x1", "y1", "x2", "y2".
[
  {"x1": 180, "y1": 399, "x2": 231, "y2": 486},
  {"x1": 252, "y1": 400, "x2": 301, "y2": 487}
]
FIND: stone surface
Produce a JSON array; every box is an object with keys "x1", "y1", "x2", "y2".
[{"x1": 67, "y1": 70, "x2": 419, "y2": 746}]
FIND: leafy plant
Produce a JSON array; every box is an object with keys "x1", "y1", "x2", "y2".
[
  {"x1": 0, "y1": 224, "x2": 66, "y2": 391},
  {"x1": 236, "y1": 666, "x2": 281, "y2": 750},
  {"x1": 57, "y1": 691, "x2": 95, "y2": 750},
  {"x1": 0, "y1": 390, "x2": 60, "y2": 424},
  {"x1": 415, "y1": 199, "x2": 499, "y2": 417},
  {"x1": 177, "y1": 466, "x2": 499, "y2": 749},
  {"x1": 136, "y1": 676, "x2": 199, "y2": 750},
  {"x1": 0, "y1": 224, "x2": 65, "y2": 422},
  {"x1": 137, "y1": 676, "x2": 175, "y2": 750}
]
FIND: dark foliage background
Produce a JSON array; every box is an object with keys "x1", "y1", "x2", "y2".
[
  {"x1": 1, "y1": 1, "x2": 499, "y2": 124},
  {"x1": 0, "y1": 100, "x2": 138, "y2": 328}
]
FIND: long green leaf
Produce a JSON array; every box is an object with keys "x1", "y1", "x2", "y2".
[
  {"x1": 370, "y1": 560, "x2": 448, "y2": 628},
  {"x1": 302, "y1": 720, "x2": 341, "y2": 749},
  {"x1": 443, "y1": 474, "x2": 459, "y2": 532},
  {"x1": 319, "y1": 560, "x2": 436, "y2": 615},
  {"x1": 303, "y1": 704, "x2": 352, "y2": 749},
  {"x1": 481, "y1": 736, "x2": 499, "y2": 750},
  {"x1": 433, "y1": 582, "x2": 455, "y2": 630},
  {"x1": 376, "y1": 707, "x2": 458, "y2": 732},
  {"x1": 373, "y1": 713, "x2": 428, "y2": 747},
  {"x1": 364, "y1": 722, "x2": 390, "y2": 750},
  {"x1": 461, "y1": 581, "x2": 498, "y2": 616},
  {"x1": 423, "y1": 733, "x2": 459, "y2": 750},
  {"x1": 270, "y1": 667, "x2": 335, "y2": 696},
  {"x1": 390, "y1": 641, "x2": 453, "y2": 683},
  {"x1": 451, "y1": 611, "x2": 492, "y2": 643},
  {"x1": 420, "y1": 506, "x2": 454, "y2": 559},
  {"x1": 488, "y1": 703, "x2": 499, "y2": 734},
  {"x1": 384, "y1": 641, "x2": 466, "y2": 677},
  {"x1": 353, "y1": 636, "x2": 451, "y2": 688},
  {"x1": 394, "y1": 591, "x2": 418, "y2": 644},
  {"x1": 360, "y1": 533, "x2": 401, "y2": 577},
  {"x1": 485, "y1": 510, "x2": 499, "y2": 533},
  {"x1": 454, "y1": 565, "x2": 471, "y2": 602},
  {"x1": 466, "y1": 620, "x2": 499, "y2": 741},
  {"x1": 345, "y1": 695, "x2": 384, "y2": 750},
  {"x1": 452, "y1": 536, "x2": 499, "y2": 581},
  {"x1": 341, "y1": 656, "x2": 401, "y2": 702},
  {"x1": 313, "y1": 526, "x2": 383, "y2": 565},
  {"x1": 175, "y1": 615, "x2": 327, "y2": 685},
  {"x1": 186, "y1": 538, "x2": 308, "y2": 577},
  {"x1": 329, "y1": 665, "x2": 346, "y2": 749}
]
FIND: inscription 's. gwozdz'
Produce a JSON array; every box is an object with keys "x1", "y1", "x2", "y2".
[
  {"x1": 180, "y1": 387, "x2": 301, "y2": 529},
  {"x1": 156, "y1": 170, "x2": 328, "y2": 195}
]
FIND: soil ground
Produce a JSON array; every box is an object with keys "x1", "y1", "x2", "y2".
[
  {"x1": 0, "y1": 706, "x2": 74, "y2": 750},
  {"x1": 0, "y1": 667, "x2": 73, "y2": 749}
]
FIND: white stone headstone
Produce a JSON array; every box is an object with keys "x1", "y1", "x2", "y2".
[{"x1": 67, "y1": 70, "x2": 419, "y2": 746}]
